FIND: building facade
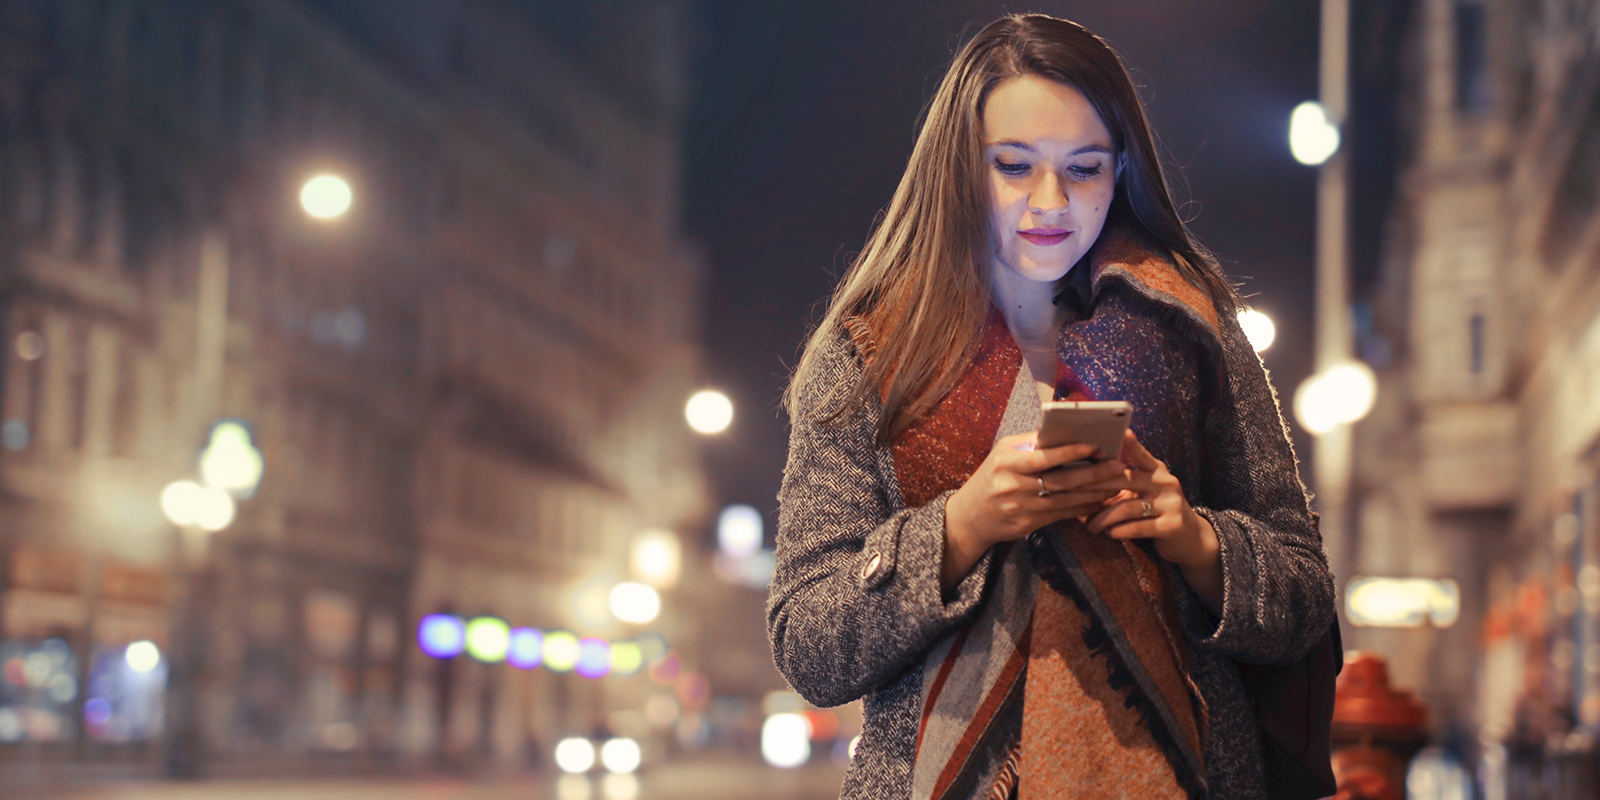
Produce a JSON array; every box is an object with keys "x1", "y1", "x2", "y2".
[
  {"x1": 1352, "y1": 0, "x2": 1600, "y2": 790},
  {"x1": 0, "y1": 0, "x2": 711, "y2": 778}
]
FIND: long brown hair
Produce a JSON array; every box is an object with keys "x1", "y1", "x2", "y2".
[{"x1": 787, "y1": 14, "x2": 1236, "y2": 444}]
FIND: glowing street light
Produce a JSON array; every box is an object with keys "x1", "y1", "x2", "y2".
[
  {"x1": 125, "y1": 641, "x2": 162, "y2": 674},
  {"x1": 1289, "y1": 101, "x2": 1340, "y2": 166},
  {"x1": 685, "y1": 390, "x2": 733, "y2": 434},
  {"x1": 555, "y1": 737, "x2": 596, "y2": 774},
  {"x1": 1346, "y1": 577, "x2": 1460, "y2": 628},
  {"x1": 717, "y1": 505, "x2": 763, "y2": 558},
  {"x1": 1236, "y1": 308, "x2": 1277, "y2": 353},
  {"x1": 300, "y1": 173, "x2": 353, "y2": 220},
  {"x1": 608, "y1": 582, "x2": 661, "y2": 625},
  {"x1": 417, "y1": 614, "x2": 466, "y2": 659},
  {"x1": 1294, "y1": 361, "x2": 1377, "y2": 435},
  {"x1": 464, "y1": 616, "x2": 511, "y2": 663},
  {"x1": 160, "y1": 480, "x2": 236, "y2": 531},
  {"x1": 543, "y1": 631, "x2": 581, "y2": 673},
  {"x1": 600, "y1": 737, "x2": 642, "y2": 774},
  {"x1": 199, "y1": 420, "x2": 264, "y2": 498},
  {"x1": 630, "y1": 529, "x2": 682, "y2": 588},
  {"x1": 761, "y1": 712, "x2": 812, "y2": 768}
]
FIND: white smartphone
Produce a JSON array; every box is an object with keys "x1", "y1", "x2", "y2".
[{"x1": 1037, "y1": 400, "x2": 1133, "y2": 464}]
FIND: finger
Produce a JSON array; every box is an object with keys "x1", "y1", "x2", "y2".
[
  {"x1": 1042, "y1": 460, "x2": 1127, "y2": 492},
  {"x1": 998, "y1": 431, "x2": 1039, "y2": 452},
  {"x1": 1087, "y1": 495, "x2": 1160, "y2": 533},
  {"x1": 1042, "y1": 489, "x2": 1122, "y2": 511},
  {"x1": 1102, "y1": 518, "x2": 1163, "y2": 540},
  {"x1": 1121, "y1": 429, "x2": 1163, "y2": 472},
  {"x1": 1016, "y1": 442, "x2": 1100, "y2": 472}
]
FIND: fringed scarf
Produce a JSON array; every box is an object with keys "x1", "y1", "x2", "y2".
[{"x1": 857, "y1": 232, "x2": 1225, "y2": 799}]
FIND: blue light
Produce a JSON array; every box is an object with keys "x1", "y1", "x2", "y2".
[
  {"x1": 575, "y1": 638, "x2": 611, "y2": 679},
  {"x1": 507, "y1": 628, "x2": 543, "y2": 670},
  {"x1": 418, "y1": 614, "x2": 465, "y2": 658}
]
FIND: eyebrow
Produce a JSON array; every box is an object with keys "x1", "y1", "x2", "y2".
[{"x1": 988, "y1": 140, "x2": 1113, "y2": 156}]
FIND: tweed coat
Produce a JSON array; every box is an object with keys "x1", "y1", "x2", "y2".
[{"x1": 768, "y1": 243, "x2": 1338, "y2": 800}]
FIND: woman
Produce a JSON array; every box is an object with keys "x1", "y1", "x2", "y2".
[{"x1": 768, "y1": 14, "x2": 1337, "y2": 800}]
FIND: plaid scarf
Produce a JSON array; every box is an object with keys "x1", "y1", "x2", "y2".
[{"x1": 862, "y1": 236, "x2": 1223, "y2": 798}]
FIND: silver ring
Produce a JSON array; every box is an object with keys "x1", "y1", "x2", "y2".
[
  {"x1": 1140, "y1": 500, "x2": 1153, "y2": 518},
  {"x1": 1037, "y1": 477, "x2": 1051, "y2": 498}
]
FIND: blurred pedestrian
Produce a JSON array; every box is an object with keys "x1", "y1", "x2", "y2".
[{"x1": 768, "y1": 13, "x2": 1338, "y2": 800}]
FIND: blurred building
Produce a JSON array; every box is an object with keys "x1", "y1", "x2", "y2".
[
  {"x1": 0, "y1": 0, "x2": 713, "y2": 779},
  {"x1": 1352, "y1": 0, "x2": 1600, "y2": 788}
]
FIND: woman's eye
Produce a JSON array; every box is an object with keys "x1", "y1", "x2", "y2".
[
  {"x1": 994, "y1": 160, "x2": 1030, "y2": 176},
  {"x1": 1069, "y1": 165, "x2": 1103, "y2": 180}
]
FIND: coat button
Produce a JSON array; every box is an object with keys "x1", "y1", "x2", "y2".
[{"x1": 861, "y1": 552, "x2": 883, "y2": 581}]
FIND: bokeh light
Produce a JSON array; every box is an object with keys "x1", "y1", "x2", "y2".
[
  {"x1": 543, "y1": 631, "x2": 580, "y2": 672},
  {"x1": 1289, "y1": 101, "x2": 1339, "y2": 166},
  {"x1": 571, "y1": 578, "x2": 614, "y2": 630},
  {"x1": 160, "y1": 480, "x2": 236, "y2": 531},
  {"x1": 608, "y1": 582, "x2": 661, "y2": 625},
  {"x1": 555, "y1": 736, "x2": 596, "y2": 773},
  {"x1": 600, "y1": 737, "x2": 642, "y2": 774},
  {"x1": 649, "y1": 652, "x2": 680, "y2": 685},
  {"x1": 601, "y1": 773, "x2": 638, "y2": 800},
  {"x1": 124, "y1": 641, "x2": 161, "y2": 674},
  {"x1": 1236, "y1": 308, "x2": 1276, "y2": 353},
  {"x1": 300, "y1": 173, "x2": 353, "y2": 219},
  {"x1": 1294, "y1": 361, "x2": 1377, "y2": 435},
  {"x1": 609, "y1": 641, "x2": 643, "y2": 676},
  {"x1": 630, "y1": 530, "x2": 681, "y2": 588},
  {"x1": 417, "y1": 614, "x2": 466, "y2": 659},
  {"x1": 464, "y1": 616, "x2": 510, "y2": 663},
  {"x1": 685, "y1": 389, "x2": 733, "y2": 434},
  {"x1": 507, "y1": 627, "x2": 544, "y2": 669},
  {"x1": 575, "y1": 637, "x2": 611, "y2": 679},
  {"x1": 717, "y1": 504, "x2": 763, "y2": 558},
  {"x1": 1346, "y1": 577, "x2": 1461, "y2": 628},
  {"x1": 636, "y1": 634, "x2": 668, "y2": 664},
  {"x1": 199, "y1": 420, "x2": 265, "y2": 497},
  {"x1": 761, "y1": 712, "x2": 812, "y2": 768}
]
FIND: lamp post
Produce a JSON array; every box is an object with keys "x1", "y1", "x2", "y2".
[
  {"x1": 685, "y1": 389, "x2": 733, "y2": 435},
  {"x1": 1290, "y1": 0, "x2": 1359, "y2": 598},
  {"x1": 163, "y1": 173, "x2": 349, "y2": 776}
]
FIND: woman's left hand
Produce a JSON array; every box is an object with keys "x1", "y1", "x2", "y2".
[{"x1": 1086, "y1": 430, "x2": 1223, "y2": 609}]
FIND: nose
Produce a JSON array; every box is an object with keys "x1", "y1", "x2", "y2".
[{"x1": 1028, "y1": 170, "x2": 1069, "y2": 217}]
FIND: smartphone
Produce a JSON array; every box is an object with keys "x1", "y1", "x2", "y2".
[{"x1": 1037, "y1": 401, "x2": 1133, "y2": 465}]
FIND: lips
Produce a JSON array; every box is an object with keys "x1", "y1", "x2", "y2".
[{"x1": 1019, "y1": 229, "x2": 1071, "y2": 246}]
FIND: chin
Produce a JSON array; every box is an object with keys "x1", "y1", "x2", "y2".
[{"x1": 1017, "y1": 258, "x2": 1078, "y2": 284}]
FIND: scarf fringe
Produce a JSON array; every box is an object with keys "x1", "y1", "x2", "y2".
[{"x1": 1026, "y1": 533, "x2": 1207, "y2": 800}]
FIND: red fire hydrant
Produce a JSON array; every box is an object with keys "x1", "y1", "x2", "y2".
[{"x1": 1329, "y1": 653, "x2": 1430, "y2": 800}]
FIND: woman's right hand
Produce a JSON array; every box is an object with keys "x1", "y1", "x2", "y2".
[{"x1": 940, "y1": 431, "x2": 1129, "y2": 590}]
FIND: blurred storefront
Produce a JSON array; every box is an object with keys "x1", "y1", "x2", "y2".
[
  {"x1": 0, "y1": 0, "x2": 718, "y2": 781},
  {"x1": 1351, "y1": 0, "x2": 1600, "y2": 794}
]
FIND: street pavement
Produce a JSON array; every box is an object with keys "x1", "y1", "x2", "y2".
[{"x1": 12, "y1": 756, "x2": 847, "y2": 800}]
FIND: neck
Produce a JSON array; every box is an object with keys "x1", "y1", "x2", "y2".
[{"x1": 991, "y1": 265, "x2": 1070, "y2": 349}]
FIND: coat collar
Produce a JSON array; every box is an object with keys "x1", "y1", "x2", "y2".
[{"x1": 1085, "y1": 229, "x2": 1223, "y2": 343}]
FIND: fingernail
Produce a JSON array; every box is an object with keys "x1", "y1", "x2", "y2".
[{"x1": 1012, "y1": 441, "x2": 1035, "y2": 452}]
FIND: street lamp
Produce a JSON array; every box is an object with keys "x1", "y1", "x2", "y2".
[
  {"x1": 164, "y1": 170, "x2": 348, "y2": 776},
  {"x1": 685, "y1": 389, "x2": 733, "y2": 434},
  {"x1": 1236, "y1": 308, "x2": 1277, "y2": 353},
  {"x1": 299, "y1": 173, "x2": 354, "y2": 220},
  {"x1": 629, "y1": 529, "x2": 682, "y2": 589},
  {"x1": 1289, "y1": 101, "x2": 1340, "y2": 166},
  {"x1": 1294, "y1": 361, "x2": 1377, "y2": 436}
]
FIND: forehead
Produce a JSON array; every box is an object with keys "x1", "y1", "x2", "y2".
[{"x1": 983, "y1": 75, "x2": 1112, "y2": 151}]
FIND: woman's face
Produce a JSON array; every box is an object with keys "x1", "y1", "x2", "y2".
[{"x1": 983, "y1": 75, "x2": 1117, "y2": 288}]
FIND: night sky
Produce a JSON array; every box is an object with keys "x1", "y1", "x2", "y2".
[{"x1": 683, "y1": 1, "x2": 1322, "y2": 542}]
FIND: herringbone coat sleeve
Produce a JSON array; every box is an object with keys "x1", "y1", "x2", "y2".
[
  {"x1": 1184, "y1": 307, "x2": 1338, "y2": 665},
  {"x1": 767, "y1": 329, "x2": 994, "y2": 708}
]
